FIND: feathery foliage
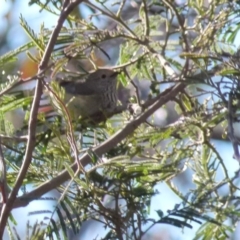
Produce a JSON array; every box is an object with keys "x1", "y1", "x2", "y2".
[{"x1": 1, "y1": 0, "x2": 240, "y2": 239}]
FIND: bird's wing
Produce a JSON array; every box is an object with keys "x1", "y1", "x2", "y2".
[{"x1": 59, "y1": 80, "x2": 98, "y2": 95}]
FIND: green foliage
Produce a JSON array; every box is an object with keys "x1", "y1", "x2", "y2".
[{"x1": 1, "y1": 0, "x2": 240, "y2": 239}]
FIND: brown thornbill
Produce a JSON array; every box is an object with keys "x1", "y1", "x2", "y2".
[{"x1": 57, "y1": 68, "x2": 120, "y2": 123}]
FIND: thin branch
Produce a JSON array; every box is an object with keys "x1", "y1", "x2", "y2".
[
  {"x1": 42, "y1": 80, "x2": 84, "y2": 170},
  {"x1": 142, "y1": 0, "x2": 150, "y2": 37},
  {"x1": 0, "y1": 0, "x2": 84, "y2": 236},
  {"x1": 0, "y1": 135, "x2": 28, "y2": 142},
  {"x1": 0, "y1": 139, "x2": 7, "y2": 204},
  {"x1": 116, "y1": 0, "x2": 126, "y2": 18},
  {"x1": 0, "y1": 77, "x2": 43, "y2": 237},
  {"x1": 85, "y1": 0, "x2": 137, "y2": 38}
]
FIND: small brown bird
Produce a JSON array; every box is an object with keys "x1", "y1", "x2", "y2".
[{"x1": 58, "y1": 69, "x2": 119, "y2": 122}]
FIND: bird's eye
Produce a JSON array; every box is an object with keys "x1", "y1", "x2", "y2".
[{"x1": 101, "y1": 74, "x2": 106, "y2": 79}]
